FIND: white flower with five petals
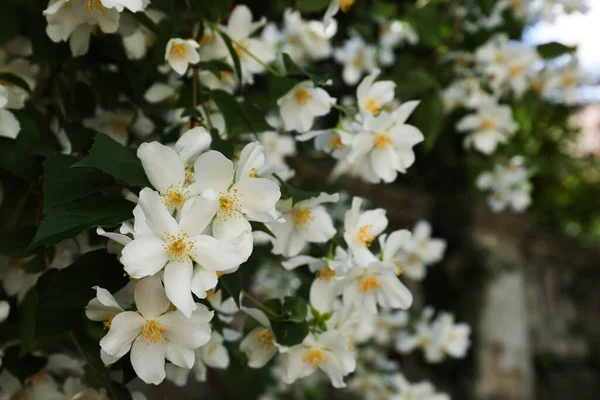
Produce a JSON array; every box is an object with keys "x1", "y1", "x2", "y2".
[{"x1": 278, "y1": 80, "x2": 336, "y2": 133}]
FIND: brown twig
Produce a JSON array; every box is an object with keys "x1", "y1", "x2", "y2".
[{"x1": 184, "y1": 0, "x2": 199, "y2": 129}]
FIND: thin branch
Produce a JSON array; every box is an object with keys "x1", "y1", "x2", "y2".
[{"x1": 242, "y1": 290, "x2": 281, "y2": 319}]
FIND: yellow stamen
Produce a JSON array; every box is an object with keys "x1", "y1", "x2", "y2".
[
  {"x1": 254, "y1": 328, "x2": 274, "y2": 350},
  {"x1": 563, "y1": 75, "x2": 576, "y2": 87},
  {"x1": 63, "y1": 0, "x2": 73, "y2": 10},
  {"x1": 339, "y1": 0, "x2": 356, "y2": 13},
  {"x1": 302, "y1": 349, "x2": 328, "y2": 368},
  {"x1": 374, "y1": 134, "x2": 391, "y2": 149},
  {"x1": 408, "y1": 253, "x2": 420, "y2": 265},
  {"x1": 293, "y1": 208, "x2": 313, "y2": 227},
  {"x1": 357, "y1": 224, "x2": 375, "y2": 247},
  {"x1": 141, "y1": 320, "x2": 167, "y2": 344},
  {"x1": 84, "y1": 0, "x2": 107, "y2": 14},
  {"x1": 393, "y1": 259, "x2": 404, "y2": 276},
  {"x1": 220, "y1": 70, "x2": 233, "y2": 81},
  {"x1": 359, "y1": 276, "x2": 382, "y2": 293},
  {"x1": 200, "y1": 33, "x2": 214, "y2": 47},
  {"x1": 170, "y1": 42, "x2": 187, "y2": 59},
  {"x1": 111, "y1": 119, "x2": 129, "y2": 134},
  {"x1": 420, "y1": 337, "x2": 431, "y2": 347},
  {"x1": 162, "y1": 184, "x2": 188, "y2": 210},
  {"x1": 295, "y1": 89, "x2": 312, "y2": 105},
  {"x1": 328, "y1": 133, "x2": 345, "y2": 149},
  {"x1": 509, "y1": 65, "x2": 523, "y2": 77},
  {"x1": 102, "y1": 313, "x2": 114, "y2": 330},
  {"x1": 218, "y1": 189, "x2": 241, "y2": 221},
  {"x1": 248, "y1": 168, "x2": 258, "y2": 178},
  {"x1": 365, "y1": 98, "x2": 382, "y2": 116},
  {"x1": 530, "y1": 78, "x2": 542, "y2": 92},
  {"x1": 162, "y1": 232, "x2": 195, "y2": 263},
  {"x1": 316, "y1": 265, "x2": 336, "y2": 281},
  {"x1": 494, "y1": 53, "x2": 505, "y2": 63},
  {"x1": 480, "y1": 119, "x2": 495, "y2": 131}
]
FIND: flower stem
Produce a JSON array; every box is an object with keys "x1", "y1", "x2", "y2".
[{"x1": 242, "y1": 290, "x2": 281, "y2": 319}]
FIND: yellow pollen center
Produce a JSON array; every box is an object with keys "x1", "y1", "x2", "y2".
[
  {"x1": 563, "y1": 75, "x2": 576, "y2": 86},
  {"x1": 102, "y1": 313, "x2": 114, "y2": 330},
  {"x1": 293, "y1": 208, "x2": 313, "y2": 227},
  {"x1": 357, "y1": 224, "x2": 375, "y2": 247},
  {"x1": 295, "y1": 89, "x2": 312, "y2": 105},
  {"x1": 339, "y1": 0, "x2": 356, "y2": 13},
  {"x1": 352, "y1": 55, "x2": 364, "y2": 68},
  {"x1": 511, "y1": 0, "x2": 522, "y2": 10},
  {"x1": 163, "y1": 185, "x2": 188, "y2": 210},
  {"x1": 374, "y1": 134, "x2": 391, "y2": 149},
  {"x1": 420, "y1": 337, "x2": 431, "y2": 347},
  {"x1": 84, "y1": 0, "x2": 107, "y2": 13},
  {"x1": 531, "y1": 79, "x2": 542, "y2": 92},
  {"x1": 9, "y1": 392, "x2": 26, "y2": 400},
  {"x1": 510, "y1": 65, "x2": 523, "y2": 77},
  {"x1": 316, "y1": 265, "x2": 336, "y2": 281},
  {"x1": 141, "y1": 320, "x2": 167, "y2": 344},
  {"x1": 111, "y1": 119, "x2": 129, "y2": 134},
  {"x1": 254, "y1": 328, "x2": 275, "y2": 350},
  {"x1": 365, "y1": 98, "x2": 382, "y2": 116},
  {"x1": 495, "y1": 53, "x2": 505, "y2": 63},
  {"x1": 218, "y1": 190, "x2": 241, "y2": 221},
  {"x1": 302, "y1": 349, "x2": 328, "y2": 368},
  {"x1": 29, "y1": 370, "x2": 48, "y2": 385},
  {"x1": 248, "y1": 167, "x2": 258, "y2": 178},
  {"x1": 9, "y1": 257, "x2": 23, "y2": 269},
  {"x1": 220, "y1": 70, "x2": 233, "y2": 81},
  {"x1": 170, "y1": 43, "x2": 187, "y2": 59},
  {"x1": 328, "y1": 133, "x2": 345, "y2": 149},
  {"x1": 184, "y1": 163, "x2": 195, "y2": 186},
  {"x1": 162, "y1": 232, "x2": 194, "y2": 262},
  {"x1": 233, "y1": 43, "x2": 247, "y2": 60},
  {"x1": 200, "y1": 33, "x2": 214, "y2": 47},
  {"x1": 393, "y1": 259, "x2": 405, "y2": 276},
  {"x1": 480, "y1": 119, "x2": 495, "y2": 131},
  {"x1": 359, "y1": 276, "x2": 382, "y2": 293},
  {"x1": 63, "y1": 0, "x2": 73, "y2": 10},
  {"x1": 408, "y1": 253, "x2": 420, "y2": 265}
]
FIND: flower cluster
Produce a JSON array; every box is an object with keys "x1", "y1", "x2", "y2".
[{"x1": 476, "y1": 156, "x2": 533, "y2": 213}]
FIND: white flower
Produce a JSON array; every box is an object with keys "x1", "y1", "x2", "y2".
[
  {"x1": 405, "y1": 221, "x2": 446, "y2": 265},
  {"x1": 198, "y1": 26, "x2": 229, "y2": 61},
  {"x1": 99, "y1": 276, "x2": 213, "y2": 384},
  {"x1": 542, "y1": 61, "x2": 589, "y2": 105},
  {"x1": 539, "y1": 0, "x2": 588, "y2": 22},
  {"x1": 192, "y1": 142, "x2": 281, "y2": 244},
  {"x1": 257, "y1": 130, "x2": 296, "y2": 181},
  {"x1": 348, "y1": 103, "x2": 424, "y2": 183},
  {"x1": 121, "y1": 188, "x2": 251, "y2": 317},
  {"x1": 85, "y1": 286, "x2": 124, "y2": 331},
  {"x1": 356, "y1": 69, "x2": 396, "y2": 118},
  {"x1": 0, "y1": 301, "x2": 9, "y2": 323},
  {"x1": 424, "y1": 313, "x2": 471, "y2": 362},
  {"x1": 83, "y1": 108, "x2": 153, "y2": 145},
  {"x1": 378, "y1": 20, "x2": 418, "y2": 66},
  {"x1": 280, "y1": 330, "x2": 355, "y2": 388},
  {"x1": 334, "y1": 35, "x2": 377, "y2": 85},
  {"x1": 341, "y1": 261, "x2": 412, "y2": 314},
  {"x1": 278, "y1": 80, "x2": 336, "y2": 133},
  {"x1": 396, "y1": 308, "x2": 434, "y2": 355},
  {"x1": 476, "y1": 156, "x2": 532, "y2": 212},
  {"x1": 240, "y1": 308, "x2": 278, "y2": 368},
  {"x1": 99, "y1": 0, "x2": 146, "y2": 12},
  {"x1": 165, "y1": 38, "x2": 200, "y2": 75},
  {"x1": 44, "y1": 0, "x2": 120, "y2": 57},
  {"x1": 222, "y1": 5, "x2": 275, "y2": 85},
  {"x1": 269, "y1": 193, "x2": 339, "y2": 257},
  {"x1": 456, "y1": 101, "x2": 517, "y2": 154},
  {"x1": 0, "y1": 85, "x2": 20, "y2": 140},
  {"x1": 193, "y1": 332, "x2": 230, "y2": 381},
  {"x1": 0, "y1": 256, "x2": 41, "y2": 303},
  {"x1": 297, "y1": 117, "x2": 356, "y2": 160},
  {"x1": 343, "y1": 197, "x2": 387, "y2": 265}
]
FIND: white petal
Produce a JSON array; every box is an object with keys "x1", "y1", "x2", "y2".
[
  {"x1": 0, "y1": 301, "x2": 9, "y2": 323},
  {"x1": 231, "y1": 177, "x2": 281, "y2": 218},
  {"x1": 235, "y1": 142, "x2": 265, "y2": 181},
  {"x1": 175, "y1": 127, "x2": 212, "y2": 163},
  {"x1": 0, "y1": 109, "x2": 21, "y2": 140},
  {"x1": 135, "y1": 275, "x2": 171, "y2": 320},
  {"x1": 130, "y1": 337, "x2": 167, "y2": 385},
  {"x1": 100, "y1": 311, "x2": 144, "y2": 357},
  {"x1": 191, "y1": 150, "x2": 234, "y2": 194},
  {"x1": 137, "y1": 142, "x2": 186, "y2": 193},
  {"x1": 191, "y1": 234, "x2": 249, "y2": 271},
  {"x1": 178, "y1": 190, "x2": 219, "y2": 237},
  {"x1": 121, "y1": 236, "x2": 168, "y2": 279},
  {"x1": 190, "y1": 266, "x2": 219, "y2": 299},
  {"x1": 163, "y1": 259, "x2": 197, "y2": 318},
  {"x1": 159, "y1": 305, "x2": 213, "y2": 349},
  {"x1": 137, "y1": 188, "x2": 179, "y2": 236},
  {"x1": 165, "y1": 343, "x2": 195, "y2": 369}
]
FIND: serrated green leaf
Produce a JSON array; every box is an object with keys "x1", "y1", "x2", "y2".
[
  {"x1": 31, "y1": 197, "x2": 135, "y2": 247},
  {"x1": 43, "y1": 154, "x2": 113, "y2": 211},
  {"x1": 74, "y1": 134, "x2": 151, "y2": 187}
]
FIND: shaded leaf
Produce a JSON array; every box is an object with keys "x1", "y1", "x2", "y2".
[
  {"x1": 219, "y1": 270, "x2": 242, "y2": 308},
  {"x1": 271, "y1": 320, "x2": 309, "y2": 346},
  {"x1": 250, "y1": 221, "x2": 276, "y2": 239},
  {"x1": 536, "y1": 42, "x2": 576, "y2": 59}
]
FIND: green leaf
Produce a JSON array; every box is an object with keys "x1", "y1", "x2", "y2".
[
  {"x1": 296, "y1": 0, "x2": 331, "y2": 13},
  {"x1": 0, "y1": 72, "x2": 31, "y2": 93},
  {"x1": 125, "y1": 9, "x2": 166, "y2": 37},
  {"x1": 218, "y1": 31, "x2": 243, "y2": 88},
  {"x1": 31, "y1": 197, "x2": 135, "y2": 248},
  {"x1": 282, "y1": 53, "x2": 327, "y2": 87},
  {"x1": 219, "y1": 270, "x2": 242, "y2": 308},
  {"x1": 20, "y1": 250, "x2": 129, "y2": 353},
  {"x1": 209, "y1": 127, "x2": 234, "y2": 158},
  {"x1": 74, "y1": 134, "x2": 151, "y2": 187},
  {"x1": 193, "y1": 0, "x2": 233, "y2": 22},
  {"x1": 0, "y1": 140, "x2": 41, "y2": 181},
  {"x1": 250, "y1": 221, "x2": 276, "y2": 239},
  {"x1": 197, "y1": 60, "x2": 233, "y2": 78},
  {"x1": 271, "y1": 320, "x2": 309, "y2": 346},
  {"x1": 180, "y1": 107, "x2": 204, "y2": 120},
  {"x1": 281, "y1": 296, "x2": 308, "y2": 323},
  {"x1": 275, "y1": 177, "x2": 320, "y2": 206},
  {"x1": 43, "y1": 154, "x2": 113, "y2": 211},
  {"x1": 0, "y1": 226, "x2": 37, "y2": 257},
  {"x1": 536, "y1": 42, "x2": 576, "y2": 59},
  {"x1": 210, "y1": 89, "x2": 270, "y2": 136},
  {"x1": 395, "y1": 68, "x2": 437, "y2": 99}
]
